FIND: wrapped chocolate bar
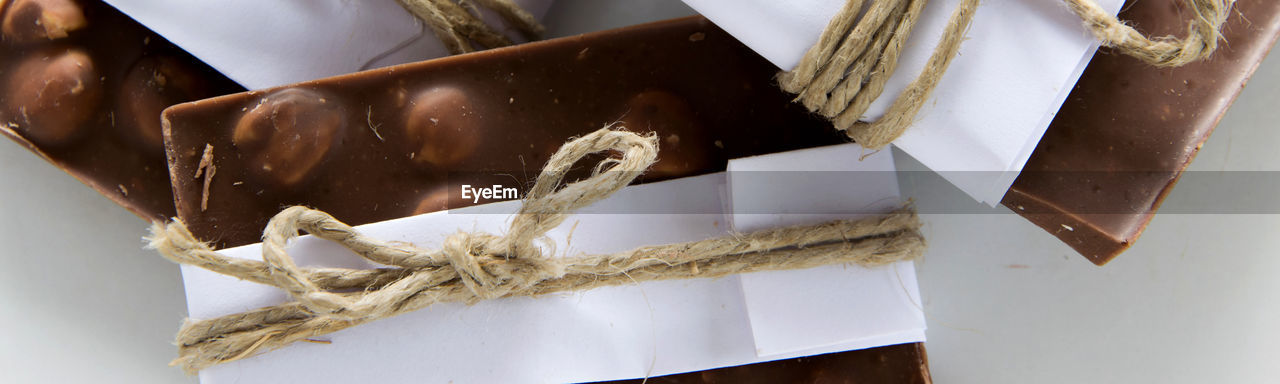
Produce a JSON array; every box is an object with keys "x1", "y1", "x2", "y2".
[
  {"x1": 684, "y1": 0, "x2": 1250, "y2": 263},
  {"x1": 157, "y1": 137, "x2": 928, "y2": 382},
  {"x1": 155, "y1": 15, "x2": 931, "y2": 382},
  {"x1": 0, "y1": 0, "x2": 243, "y2": 219},
  {"x1": 147, "y1": 0, "x2": 1243, "y2": 381},
  {"x1": 1, "y1": 0, "x2": 1276, "y2": 382}
]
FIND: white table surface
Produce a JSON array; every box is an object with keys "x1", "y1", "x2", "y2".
[{"x1": 2, "y1": 1, "x2": 1278, "y2": 383}]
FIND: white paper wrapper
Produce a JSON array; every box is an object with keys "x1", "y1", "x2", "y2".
[
  {"x1": 100, "y1": 0, "x2": 553, "y2": 90},
  {"x1": 182, "y1": 145, "x2": 926, "y2": 383},
  {"x1": 683, "y1": 0, "x2": 1125, "y2": 205}
]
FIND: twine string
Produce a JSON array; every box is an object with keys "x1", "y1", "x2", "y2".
[
  {"x1": 394, "y1": 0, "x2": 545, "y2": 54},
  {"x1": 785, "y1": 0, "x2": 1236, "y2": 149}
]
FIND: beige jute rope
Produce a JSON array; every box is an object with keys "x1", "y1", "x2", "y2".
[
  {"x1": 147, "y1": 128, "x2": 926, "y2": 373},
  {"x1": 784, "y1": 0, "x2": 1236, "y2": 149},
  {"x1": 395, "y1": 0, "x2": 545, "y2": 54}
]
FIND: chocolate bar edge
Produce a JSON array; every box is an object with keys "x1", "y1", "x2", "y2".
[
  {"x1": 1, "y1": 123, "x2": 160, "y2": 220},
  {"x1": 1003, "y1": 2, "x2": 1280, "y2": 266}
]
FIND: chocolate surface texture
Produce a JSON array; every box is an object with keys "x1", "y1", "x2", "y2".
[
  {"x1": 162, "y1": 16, "x2": 927, "y2": 382},
  {"x1": 0, "y1": 0, "x2": 244, "y2": 220},
  {"x1": 162, "y1": 16, "x2": 849, "y2": 249},
  {"x1": 1004, "y1": 0, "x2": 1280, "y2": 265},
  {"x1": 598, "y1": 343, "x2": 930, "y2": 384}
]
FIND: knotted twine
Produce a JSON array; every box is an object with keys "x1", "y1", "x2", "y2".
[
  {"x1": 783, "y1": 0, "x2": 1236, "y2": 149},
  {"x1": 395, "y1": 0, "x2": 544, "y2": 54},
  {"x1": 147, "y1": 128, "x2": 926, "y2": 373}
]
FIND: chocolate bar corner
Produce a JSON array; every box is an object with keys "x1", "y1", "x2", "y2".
[{"x1": 1004, "y1": 0, "x2": 1280, "y2": 265}]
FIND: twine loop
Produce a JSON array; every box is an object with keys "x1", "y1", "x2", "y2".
[{"x1": 1064, "y1": 0, "x2": 1233, "y2": 67}]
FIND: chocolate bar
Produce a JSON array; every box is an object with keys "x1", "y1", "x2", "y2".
[
  {"x1": 161, "y1": 16, "x2": 849, "y2": 249},
  {"x1": 598, "y1": 343, "x2": 931, "y2": 384},
  {"x1": 1003, "y1": 0, "x2": 1280, "y2": 265},
  {"x1": 0, "y1": 0, "x2": 243, "y2": 220},
  {"x1": 162, "y1": 15, "x2": 926, "y2": 382}
]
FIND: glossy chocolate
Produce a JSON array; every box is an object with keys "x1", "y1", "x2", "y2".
[
  {"x1": 403, "y1": 86, "x2": 484, "y2": 168},
  {"x1": 6, "y1": 47, "x2": 101, "y2": 146},
  {"x1": 230, "y1": 88, "x2": 347, "y2": 189},
  {"x1": 2, "y1": 0, "x2": 87, "y2": 43},
  {"x1": 1004, "y1": 0, "x2": 1280, "y2": 265},
  {"x1": 161, "y1": 16, "x2": 849, "y2": 249},
  {"x1": 0, "y1": 0, "x2": 245, "y2": 220}
]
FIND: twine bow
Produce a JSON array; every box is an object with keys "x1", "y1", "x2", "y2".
[
  {"x1": 784, "y1": 0, "x2": 1236, "y2": 149},
  {"x1": 148, "y1": 128, "x2": 926, "y2": 372}
]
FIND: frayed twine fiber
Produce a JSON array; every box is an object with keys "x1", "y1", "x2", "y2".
[
  {"x1": 783, "y1": 0, "x2": 1235, "y2": 149},
  {"x1": 147, "y1": 128, "x2": 926, "y2": 373},
  {"x1": 395, "y1": 0, "x2": 544, "y2": 54}
]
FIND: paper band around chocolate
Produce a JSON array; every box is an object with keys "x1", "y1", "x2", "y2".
[
  {"x1": 781, "y1": 0, "x2": 1233, "y2": 149},
  {"x1": 147, "y1": 128, "x2": 926, "y2": 372}
]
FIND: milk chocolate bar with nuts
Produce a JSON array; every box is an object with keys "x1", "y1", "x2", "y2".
[
  {"x1": 160, "y1": 16, "x2": 852, "y2": 249},
  {"x1": 0, "y1": 0, "x2": 244, "y2": 220}
]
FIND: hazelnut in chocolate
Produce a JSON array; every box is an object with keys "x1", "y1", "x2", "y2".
[
  {"x1": 118, "y1": 54, "x2": 216, "y2": 153},
  {"x1": 232, "y1": 88, "x2": 346, "y2": 189},
  {"x1": 2, "y1": 0, "x2": 86, "y2": 43},
  {"x1": 5, "y1": 47, "x2": 101, "y2": 146},
  {"x1": 403, "y1": 86, "x2": 482, "y2": 168}
]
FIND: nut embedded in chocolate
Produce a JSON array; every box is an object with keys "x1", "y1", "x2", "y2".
[
  {"x1": 118, "y1": 54, "x2": 209, "y2": 154},
  {"x1": 623, "y1": 89, "x2": 714, "y2": 178},
  {"x1": 403, "y1": 86, "x2": 481, "y2": 167},
  {"x1": 232, "y1": 88, "x2": 345, "y2": 189},
  {"x1": 413, "y1": 186, "x2": 469, "y2": 215},
  {"x1": 4, "y1": 47, "x2": 101, "y2": 146},
  {"x1": 1, "y1": 0, "x2": 86, "y2": 43}
]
